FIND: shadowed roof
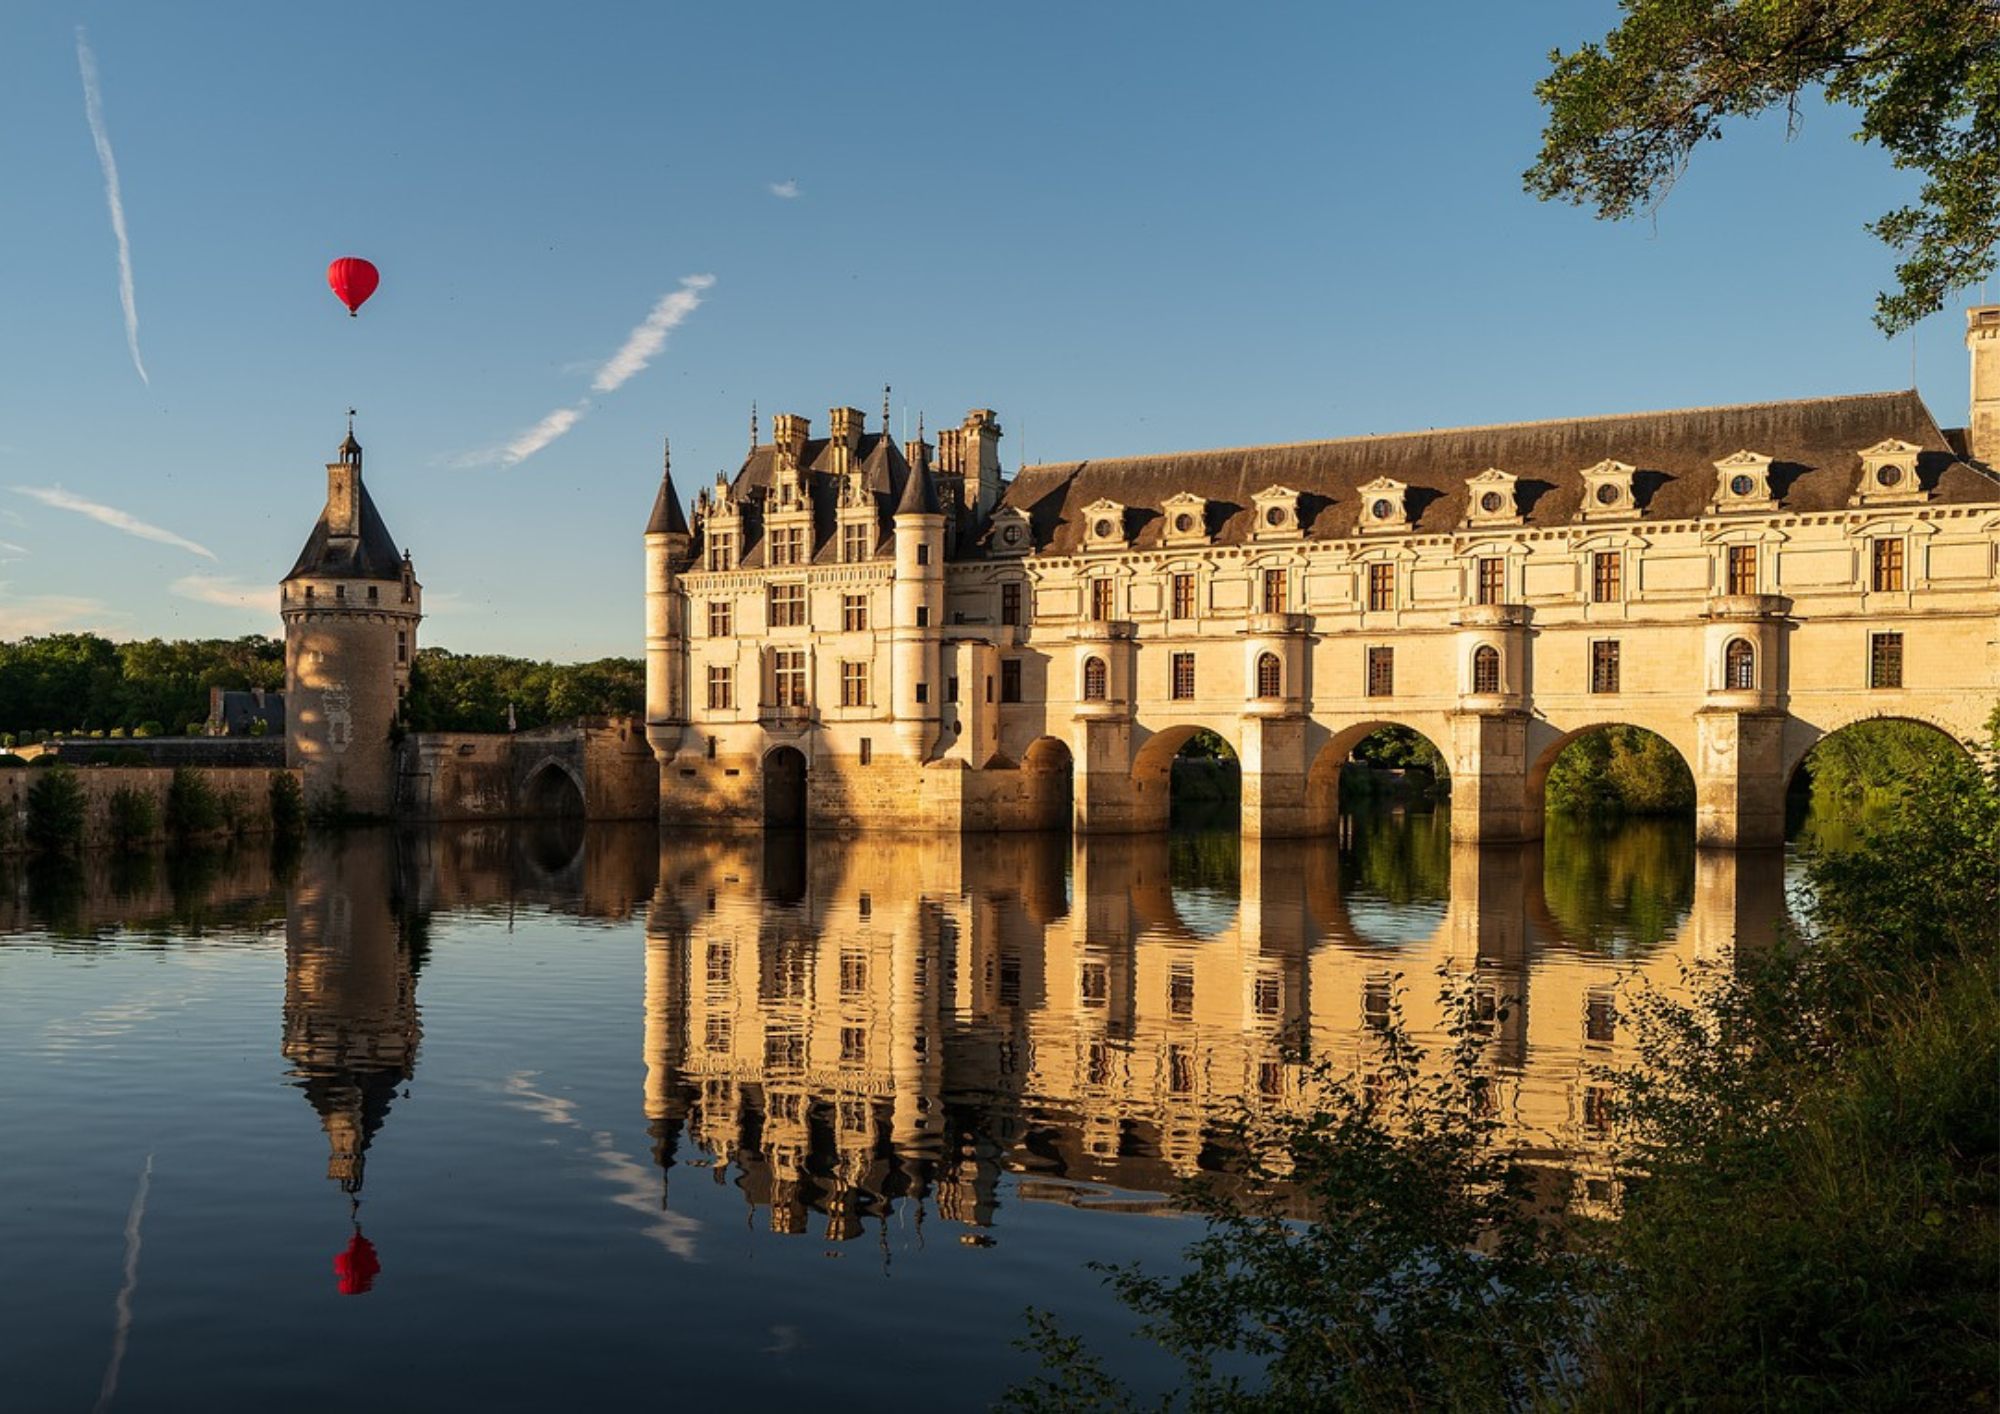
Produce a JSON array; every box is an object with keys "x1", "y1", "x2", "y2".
[
  {"x1": 995, "y1": 390, "x2": 1998, "y2": 556},
  {"x1": 284, "y1": 478, "x2": 407, "y2": 582}
]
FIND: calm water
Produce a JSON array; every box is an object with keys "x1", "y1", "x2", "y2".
[{"x1": 0, "y1": 813, "x2": 1793, "y2": 1412}]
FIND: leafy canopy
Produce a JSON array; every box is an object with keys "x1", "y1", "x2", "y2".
[{"x1": 1526, "y1": 0, "x2": 2000, "y2": 333}]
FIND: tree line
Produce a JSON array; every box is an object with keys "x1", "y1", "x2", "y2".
[{"x1": 0, "y1": 634, "x2": 643, "y2": 740}]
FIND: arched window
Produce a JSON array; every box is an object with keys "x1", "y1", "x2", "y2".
[
  {"x1": 1471, "y1": 645, "x2": 1501, "y2": 694},
  {"x1": 1724, "y1": 638, "x2": 1756, "y2": 691},
  {"x1": 1256, "y1": 652, "x2": 1282, "y2": 699},
  {"x1": 1082, "y1": 656, "x2": 1108, "y2": 701}
]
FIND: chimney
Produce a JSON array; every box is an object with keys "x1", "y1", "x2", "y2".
[
  {"x1": 828, "y1": 406, "x2": 863, "y2": 475},
  {"x1": 961, "y1": 408, "x2": 1004, "y2": 516},
  {"x1": 772, "y1": 413, "x2": 810, "y2": 471},
  {"x1": 1968, "y1": 306, "x2": 2000, "y2": 468}
]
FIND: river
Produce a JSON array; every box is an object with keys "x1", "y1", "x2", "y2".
[{"x1": 0, "y1": 810, "x2": 1795, "y2": 1411}]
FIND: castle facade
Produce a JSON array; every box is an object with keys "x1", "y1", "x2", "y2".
[{"x1": 645, "y1": 310, "x2": 2000, "y2": 844}]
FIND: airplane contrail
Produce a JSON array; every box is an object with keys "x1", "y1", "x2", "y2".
[
  {"x1": 77, "y1": 28, "x2": 148, "y2": 386},
  {"x1": 94, "y1": 1153, "x2": 153, "y2": 1414}
]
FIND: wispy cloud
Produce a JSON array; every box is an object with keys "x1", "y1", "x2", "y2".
[
  {"x1": 592, "y1": 275, "x2": 716, "y2": 394},
  {"x1": 0, "y1": 592, "x2": 123, "y2": 636},
  {"x1": 15, "y1": 485, "x2": 216, "y2": 559},
  {"x1": 171, "y1": 572, "x2": 274, "y2": 614},
  {"x1": 76, "y1": 29, "x2": 147, "y2": 386},
  {"x1": 769, "y1": 180, "x2": 801, "y2": 200},
  {"x1": 449, "y1": 275, "x2": 715, "y2": 468}
]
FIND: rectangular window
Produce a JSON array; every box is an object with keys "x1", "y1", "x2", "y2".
[
  {"x1": 1869, "y1": 632, "x2": 1903, "y2": 689},
  {"x1": 1592, "y1": 552, "x2": 1622, "y2": 603},
  {"x1": 842, "y1": 522, "x2": 871, "y2": 563},
  {"x1": 1727, "y1": 544, "x2": 1757, "y2": 595},
  {"x1": 1477, "y1": 557, "x2": 1504, "y2": 606},
  {"x1": 706, "y1": 665, "x2": 734, "y2": 711},
  {"x1": 1363, "y1": 976, "x2": 1393, "y2": 1031},
  {"x1": 1262, "y1": 568, "x2": 1287, "y2": 614},
  {"x1": 1591, "y1": 640, "x2": 1621, "y2": 694},
  {"x1": 1871, "y1": 537, "x2": 1905, "y2": 592},
  {"x1": 840, "y1": 661, "x2": 869, "y2": 708},
  {"x1": 706, "y1": 530, "x2": 735, "y2": 572},
  {"x1": 1001, "y1": 581, "x2": 1023, "y2": 625},
  {"x1": 1170, "y1": 651, "x2": 1196, "y2": 701},
  {"x1": 1001, "y1": 659, "x2": 1022, "y2": 703},
  {"x1": 1366, "y1": 646, "x2": 1394, "y2": 697},
  {"x1": 841, "y1": 593, "x2": 867, "y2": 632},
  {"x1": 946, "y1": 677, "x2": 959, "y2": 702},
  {"x1": 1169, "y1": 963, "x2": 1195, "y2": 1017},
  {"x1": 367, "y1": 585, "x2": 378, "y2": 603},
  {"x1": 1079, "y1": 961, "x2": 1109, "y2": 1007},
  {"x1": 1368, "y1": 562, "x2": 1394, "y2": 611},
  {"x1": 916, "y1": 605, "x2": 930, "y2": 628},
  {"x1": 770, "y1": 524, "x2": 805, "y2": 567},
  {"x1": 1171, "y1": 572, "x2": 1196, "y2": 620},
  {"x1": 916, "y1": 544, "x2": 931, "y2": 566},
  {"x1": 772, "y1": 650, "x2": 807, "y2": 707},
  {"x1": 1090, "y1": 578, "x2": 1114, "y2": 621},
  {"x1": 396, "y1": 631, "x2": 408, "y2": 664},
  {"x1": 859, "y1": 737, "x2": 872, "y2": 765},
  {"x1": 768, "y1": 582, "x2": 806, "y2": 628},
  {"x1": 915, "y1": 682, "x2": 928, "y2": 704},
  {"x1": 1585, "y1": 989, "x2": 1617, "y2": 1045},
  {"x1": 707, "y1": 600, "x2": 733, "y2": 637},
  {"x1": 1253, "y1": 974, "x2": 1281, "y2": 1017}
]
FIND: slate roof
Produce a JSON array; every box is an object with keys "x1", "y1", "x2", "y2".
[
  {"x1": 283, "y1": 477, "x2": 408, "y2": 582},
  {"x1": 716, "y1": 431, "x2": 938, "y2": 567},
  {"x1": 646, "y1": 463, "x2": 691, "y2": 537},
  {"x1": 991, "y1": 391, "x2": 1999, "y2": 557}
]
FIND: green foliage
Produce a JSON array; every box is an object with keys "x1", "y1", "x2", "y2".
[
  {"x1": 134, "y1": 720, "x2": 164, "y2": 738},
  {"x1": 0, "y1": 754, "x2": 25, "y2": 769},
  {"x1": 400, "y1": 649, "x2": 644, "y2": 733},
  {"x1": 1349, "y1": 726, "x2": 1445, "y2": 777},
  {"x1": 0, "y1": 632, "x2": 283, "y2": 740},
  {"x1": 1542, "y1": 814, "x2": 1695, "y2": 954},
  {"x1": 1546, "y1": 725, "x2": 1693, "y2": 816},
  {"x1": 25, "y1": 766, "x2": 86, "y2": 856},
  {"x1": 1799, "y1": 715, "x2": 1965, "y2": 811},
  {"x1": 165, "y1": 767, "x2": 229, "y2": 843},
  {"x1": 107, "y1": 784, "x2": 159, "y2": 849},
  {"x1": 268, "y1": 772, "x2": 305, "y2": 838},
  {"x1": 1526, "y1": 0, "x2": 1999, "y2": 333}
]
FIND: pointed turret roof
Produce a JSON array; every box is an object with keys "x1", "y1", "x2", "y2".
[
  {"x1": 646, "y1": 442, "x2": 691, "y2": 536},
  {"x1": 283, "y1": 432, "x2": 408, "y2": 582},
  {"x1": 893, "y1": 448, "x2": 941, "y2": 517}
]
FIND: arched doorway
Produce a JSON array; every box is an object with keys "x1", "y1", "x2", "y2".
[
  {"x1": 522, "y1": 761, "x2": 584, "y2": 819},
  {"x1": 1022, "y1": 736, "x2": 1074, "y2": 830},
  {"x1": 763, "y1": 746, "x2": 808, "y2": 828}
]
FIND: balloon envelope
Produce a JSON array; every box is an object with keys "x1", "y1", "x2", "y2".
[{"x1": 327, "y1": 258, "x2": 380, "y2": 317}]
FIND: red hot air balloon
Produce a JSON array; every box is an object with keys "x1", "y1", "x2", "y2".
[
  {"x1": 334, "y1": 1229, "x2": 381, "y2": 1295},
  {"x1": 327, "y1": 257, "x2": 380, "y2": 317}
]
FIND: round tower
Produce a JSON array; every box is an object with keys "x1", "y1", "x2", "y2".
[
  {"x1": 281, "y1": 427, "x2": 422, "y2": 817},
  {"x1": 643, "y1": 440, "x2": 692, "y2": 761},
  {"x1": 891, "y1": 440, "x2": 945, "y2": 760}
]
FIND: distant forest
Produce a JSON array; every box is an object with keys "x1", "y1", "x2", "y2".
[{"x1": 0, "y1": 633, "x2": 643, "y2": 741}]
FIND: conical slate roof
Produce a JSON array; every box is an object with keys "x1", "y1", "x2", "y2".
[{"x1": 284, "y1": 478, "x2": 407, "y2": 582}]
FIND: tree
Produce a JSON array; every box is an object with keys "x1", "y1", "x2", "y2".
[{"x1": 1526, "y1": 0, "x2": 1999, "y2": 333}]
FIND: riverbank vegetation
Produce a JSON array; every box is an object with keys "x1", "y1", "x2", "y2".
[{"x1": 1008, "y1": 713, "x2": 1999, "y2": 1411}]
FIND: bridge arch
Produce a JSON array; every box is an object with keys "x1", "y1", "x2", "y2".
[
  {"x1": 521, "y1": 758, "x2": 585, "y2": 818},
  {"x1": 1780, "y1": 707, "x2": 1979, "y2": 785},
  {"x1": 1303, "y1": 718, "x2": 1452, "y2": 835},
  {"x1": 1021, "y1": 735, "x2": 1074, "y2": 830}
]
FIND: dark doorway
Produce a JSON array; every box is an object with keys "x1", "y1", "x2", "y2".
[{"x1": 763, "y1": 746, "x2": 808, "y2": 828}]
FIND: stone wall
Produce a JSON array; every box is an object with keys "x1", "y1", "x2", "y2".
[
  {"x1": 397, "y1": 717, "x2": 657, "y2": 822},
  {"x1": 0, "y1": 765, "x2": 300, "y2": 854}
]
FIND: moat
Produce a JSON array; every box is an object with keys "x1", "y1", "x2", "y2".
[{"x1": 0, "y1": 810, "x2": 1795, "y2": 1411}]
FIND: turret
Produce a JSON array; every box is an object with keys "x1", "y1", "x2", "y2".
[
  {"x1": 891, "y1": 440, "x2": 945, "y2": 760},
  {"x1": 281, "y1": 426, "x2": 422, "y2": 816},
  {"x1": 644, "y1": 441, "x2": 693, "y2": 759}
]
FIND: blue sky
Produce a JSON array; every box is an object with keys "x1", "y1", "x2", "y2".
[{"x1": 2, "y1": 2, "x2": 1986, "y2": 660}]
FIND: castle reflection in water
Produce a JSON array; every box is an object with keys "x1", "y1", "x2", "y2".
[{"x1": 4, "y1": 814, "x2": 1788, "y2": 1242}]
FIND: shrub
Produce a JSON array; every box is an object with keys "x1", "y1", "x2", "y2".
[
  {"x1": 165, "y1": 767, "x2": 228, "y2": 842},
  {"x1": 268, "y1": 772, "x2": 305, "y2": 838},
  {"x1": 107, "y1": 784, "x2": 158, "y2": 848},
  {"x1": 108, "y1": 727, "x2": 126, "y2": 739},
  {"x1": 25, "y1": 766, "x2": 86, "y2": 855},
  {"x1": 248, "y1": 718, "x2": 270, "y2": 737},
  {"x1": 0, "y1": 754, "x2": 26, "y2": 769},
  {"x1": 186, "y1": 722, "x2": 206, "y2": 738},
  {"x1": 135, "y1": 720, "x2": 165, "y2": 739},
  {"x1": 1, "y1": 733, "x2": 12, "y2": 748},
  {"x1": 28, "y1": 755, "x2": 60, "y2": 769}
]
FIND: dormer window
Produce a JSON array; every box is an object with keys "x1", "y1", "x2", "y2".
[
  {"x1": 1082, "y1": 499, "x2": 1128, "y2": 550},
  {"x1": 1161, "y1": 492, "x2": 1209, "y2": 547},
  {"x1": 1851, "y1": 439, "x2": 1927, "y2": 507},
  {"x1": 1579, "y1": 459, "x2": 1639, "y2": 520},
  {"x1": 1710, "y1": 451, "x2": 1775, "y2": 513},
  {"x1": 1356, "y1": 477, "x2": 1409, "y2": 534},
  {"x1": 1463, "y1": 468, "x2": 1521, "y2": 528},
  {"x1": 988, "y1": 507, "x2": 1033, "y2": 559},
  {"x1": 1252, "y1": 486, "x2": 1302, "y2": 539}
]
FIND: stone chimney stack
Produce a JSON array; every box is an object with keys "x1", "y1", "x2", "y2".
[
  {"x1": 828, "y1": 406, "x2": 863, "y2": 475},
  {"x1": 1968, "y1": 306, "x2": 2000, "y2": 468},
  {"x1": 772, "y1": 413, "x2": 810, "y2": 471},
  {"x1": 327, "y1": 433, "x2": 363, "y2": 538},
  {"x1": 961, "y1": 408, "x2": 1004, "y2": 516}
]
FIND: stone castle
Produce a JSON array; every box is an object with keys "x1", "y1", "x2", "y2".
[{"x1": 641, "y1": 308, "x2": 2000, "y2": 845}]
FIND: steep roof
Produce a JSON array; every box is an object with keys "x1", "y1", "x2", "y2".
[
  {"x1": 283, "y1": 477, "x2": 407, "y2": 582},
  {"x1": 721, "y1": 430, "x2": 919, "y2": 567},
  {"x1": 646, "y1": 464, "x2": 691, "y2": 537},
  {"x1": 992, "y1": 390, "x2": 1998, "y2": 556}
]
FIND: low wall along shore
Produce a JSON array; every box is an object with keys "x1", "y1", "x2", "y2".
[{"x1": 0, "y1": 765, "x2": 300, "y2": 853}]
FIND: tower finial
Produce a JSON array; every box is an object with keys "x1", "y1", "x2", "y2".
[
  {"x1": 750, "y1": 402, "x2": 759, "y2": 454},
  {"x1": 883, "y1": 384, "x2": 891, "y2": 431},
  {"x1": 662, "y1": 437, "x2": 671, "y2": 476}
]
